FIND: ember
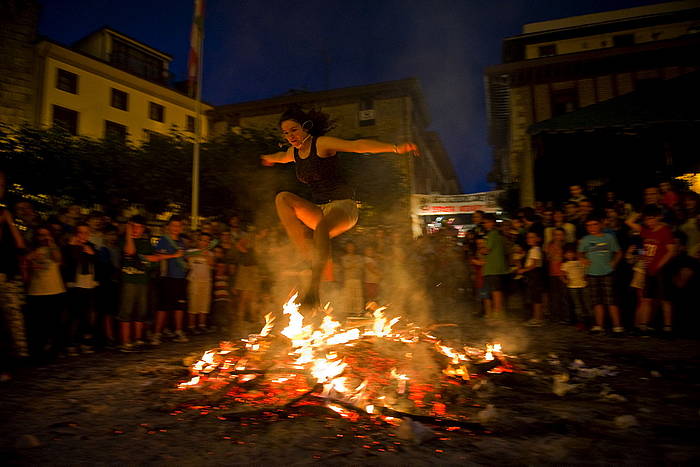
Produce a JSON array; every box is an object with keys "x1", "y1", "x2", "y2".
[{"x1": 178, "y1": 294, "x2": 511, "y2": 425}]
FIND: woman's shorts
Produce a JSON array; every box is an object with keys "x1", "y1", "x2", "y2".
[{"x1": 318, "y1": 199, "x2": 359, "y2": 228}]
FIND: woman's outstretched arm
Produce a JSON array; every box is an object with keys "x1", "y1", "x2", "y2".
[
  {"x1": 261, "y1": 147, "x2": 294, "y2": 166},
  {"x1": 316, "y1": 136, "x2": 418, "y2": 157}
]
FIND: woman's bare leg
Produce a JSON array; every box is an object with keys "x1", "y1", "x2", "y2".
[
  {"x1": 275, "y1": 192, "x2": 322, "y2": 261},
  {"x1": 304, "y1": 208, "x2": 356, "y2": 308}
]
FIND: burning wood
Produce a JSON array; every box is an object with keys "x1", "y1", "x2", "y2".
[{"x1": 178, "y1": 294, "x2": 511, "y2": 426}]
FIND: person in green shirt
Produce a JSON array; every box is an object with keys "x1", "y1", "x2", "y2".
[{"x1": 482, "y1": 214, "x2": 508, "y2": 320}]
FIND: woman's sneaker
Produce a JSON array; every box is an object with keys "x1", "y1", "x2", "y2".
[
  {"x1": 589, "y1": 325, "x2": 604, "y2": 335},
  {"x1": 612, "y1": 326, "x2": 625, "y2": 336},
  {"x1": 150, "y1": 333, "x2": 162, "y2": 346}
]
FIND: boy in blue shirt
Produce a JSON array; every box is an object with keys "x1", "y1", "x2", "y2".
[
  {"x1": 152, "y1": 216, "x2": 188, "y2": 344},
  {"x1": 578, "y1": 217, "x2": 623, "y2": 335}
]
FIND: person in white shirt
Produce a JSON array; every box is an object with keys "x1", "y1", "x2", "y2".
[
  {"x1": 25, "y1": 226, "x2": 66, "y2": 360},
  {"x1": 560, "y1": 243, "x2": 590, "y2": 329},
  {"x1": 187, "y1": 232, "x2": 214, "y2": 334},
  {"x1": 518, "y1": 231, "x2": 544, "y2": 326}
]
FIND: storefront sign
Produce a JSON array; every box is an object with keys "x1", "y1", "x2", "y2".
[{"x1": 411, "y1": 191, "x2": 501, "y2": 216}]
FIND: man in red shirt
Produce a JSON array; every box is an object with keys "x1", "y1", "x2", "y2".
[{"x1": 627, "y1": 205, "x2": 677, "y2": 335}]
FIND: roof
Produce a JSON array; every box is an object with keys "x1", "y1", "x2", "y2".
[
  {"x1": 73, "y1": 26, "x2": 173, "y2": 60},
  {"x1": 528, "y1": 71, "x2": 700, "y2": 135},
  {"x1": 213, "y1": 78, "x2": 431, "y2": 128}
]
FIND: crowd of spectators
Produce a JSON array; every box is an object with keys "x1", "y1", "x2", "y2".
[
  {"x1": 1, "y1": 169, "x2": 698, "y2": 380},
  {"x1": 465, "y1": 182, "x2": 699, "y2": 337}
]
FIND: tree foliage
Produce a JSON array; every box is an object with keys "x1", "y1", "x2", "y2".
[
  {"x1": 0, "y1": 124, "x2": 408, "y2": 226},
  {"x1": 0, "y1": 124, "x2": 293, "y2": 218}
]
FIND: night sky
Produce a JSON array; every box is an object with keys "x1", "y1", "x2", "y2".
[{"x1": 39, "y1": 0, "x2": 660, "y2": 193}]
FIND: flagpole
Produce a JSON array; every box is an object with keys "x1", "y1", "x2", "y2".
[{"x1": 190, "y1": 3, "x2": 204, "y2": 231}]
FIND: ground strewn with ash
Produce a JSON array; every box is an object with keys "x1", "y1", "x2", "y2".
[{"x1": 2, "y1": 310, "x2": 699, "y2": 466}]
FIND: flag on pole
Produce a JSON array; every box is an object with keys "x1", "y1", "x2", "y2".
[{"x1": 187, "y1": 0, "x2": 205, "y2": 97}]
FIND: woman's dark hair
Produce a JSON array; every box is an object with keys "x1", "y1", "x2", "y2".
[{"x1": 278, "y1": 105, "x2": 335, "y2": 136}]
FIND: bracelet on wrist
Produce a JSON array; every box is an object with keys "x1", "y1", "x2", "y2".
[{"x1": 393, "y1": 144, "x2": 399, "y2": 154}]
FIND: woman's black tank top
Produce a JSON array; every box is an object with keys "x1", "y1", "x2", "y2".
[{"x1": 293, "y1": 137, "x2": 353, "y2": 204}]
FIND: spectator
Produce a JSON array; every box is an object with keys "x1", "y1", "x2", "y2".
[
  {"x1": 212, "y1": 261, "x2": 232, "y2": 334},
  {"x1": 153, "y1": 216, "x2": 189, "y2": 345},
  {"x1": 234, "y1": 226, "x2": 260, "y2": 329},
  {"x1": 545, "y1": 227, "x2": 567, "y2": 323},
  {"x1": 62, "y1": 223, "x2": 99, "y2": 355},
  {"x1": 469, "y1": 210, "x2": 486, "y2": 239},
  {"x1": 563, "y1": 201, "x2": 579, "y2": 224},
  {"x1": 575, "y1": 199, "x2": 596, "y2": 238},
  {"x1": 481, "y1": 214, "x2": 508, "y2": 320},
  {"x1": 228, "y1": 215, "x2": 243, "y2": 243},
  {"x1": 187, "y1": 232, "x2": 215, "y2": 334},
  {"x1": 641, "y1": 185, "x2": 676, "y2": 225},
  {"x1": 568, "y1": 184, "x2": 588, "y2": 204},
  {"x1": 14, "y1": 200, "x2": 42, "y2": 243},
  {"x1": 627, "y1": 205, "x2": 677, "y2": 335},
  {"x1": 117, "y1": 216, "x2": 160, "y2": 352},
  {"x1": 520, "y1": 231, "x2": 544, "y2": 326},
  {"x1": 86, "y1": 211, "x2": 105, "y2": 249},
  {"x1": 679, "y1": 193, "x2": 700, "y2": 259},
  {"x1": 0, "y1": 170, "x2": 29, "y2": 379},
  {"x1": 471, "y1": 237, "x2": 491, "y2": 317},
  {"x1": 341, "y1": 240, "x2": 364, "y2": 315},
  {"x1": 560, "y1": 243, "x2": 589, "y2": 329},
  {"x1": 544, "y1": 209, "x2": 576, "y2": 245},
  {"x1": 541, "y1": 208, "x2": 554, "y2": 229},
  {"x1": 363, "y1": 244, "x2": 381, "y2": 304},
  {"x1": 578, "y1": 217, "x2": 623, "y2": 335},
  {"x1": 96, "y1": 224, "x2": 120, "y2": 349},
  {"x1": 24, "y1": 226, "x2": 65, "y2": 361},
  {"x1": 659, "y1": 181, "x2": 679, "y2": 211}
]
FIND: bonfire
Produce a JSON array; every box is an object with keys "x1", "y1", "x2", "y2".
[{"x1": 177, "y1": 294, "x2": 511, "y2": 426}]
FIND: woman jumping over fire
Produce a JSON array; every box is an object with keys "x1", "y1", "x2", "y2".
[{"x1": 261, "y1": 106, "x2": 417, "y2": 311}]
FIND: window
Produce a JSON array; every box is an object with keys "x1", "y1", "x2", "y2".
[
  {"x1": 551, "y1": 87, "x2": 578, "y2": 117},
  {"x1": 105, "y1": 120, "x2": 127, "y2": 144},
  {"x1": 149, "y1": 102, "x2": 164, "y2": 122},
  {"x1": 538, "y1": 44, "x2": 557, "y2": 57},
  {"x1": 358, "y1": 99, "x2": 375, "y2": 127},
  {"x1": 613, "y1": 34, "x2": 635, "y2": 47},
  {"x1": 144, "y1": 129, "x2": 165, "y2": 143},
  {"x1": 52, "y1": 105, "x2": 78, "y2": 135},
  {"x1": 56, "y1": 68, "x2": 78, "y2": 94},
  {"x1": 186, "y1": 115, "x2": 196, "y2": 132},
  {"x1": 111, "y1": 88, "x2": 128, "y2": 111},
  {"x1": 110, "y1": 38, "x2": 167, "y2": 84}
]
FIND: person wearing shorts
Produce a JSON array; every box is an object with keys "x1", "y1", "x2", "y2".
[
  {"x1": 578, "y1": 218, "x2": 623, "y2": 334},
  {"x1": 626, "y1": 205, "x2": 677, "y2": 334},
  {"x1": 261, "y1": 106, "x2": 417, "y2": 312},
  {"x1": 153, "y1": 216, "x2": 189, "y2": 344},
  {"x1": 117, "y1": 216, "x2": 161, "y2": 352},
  {"x1": 481, "y1": 214, "x2": 508, "y2": 320}
]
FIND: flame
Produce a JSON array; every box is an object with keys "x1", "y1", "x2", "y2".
[{"x1": 178, "y1": 290, "x2": 509, "y2": 419}]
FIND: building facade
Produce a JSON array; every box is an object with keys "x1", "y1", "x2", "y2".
[
  {"x1": 211, "y1": 79, "x2": 460, "y2": 233},
  {"x1": 34, "y1": 28, "x2": 210, "y2": 143},
  {"x1": 0, "y1": 6, "x2": 210, "y2": 144},
  {"x1": 0, "y1": 0, "x2": 39, "y2": 127},
  {"x1": 485, "y1": 0, "x2": 700, "y2": 206}
]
